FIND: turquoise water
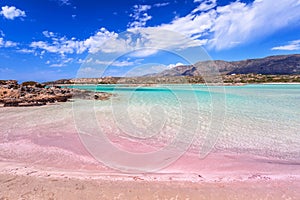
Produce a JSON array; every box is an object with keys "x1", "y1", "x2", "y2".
[{"x1": 71, "y1": 84, "x2": 300, "y2": 161}]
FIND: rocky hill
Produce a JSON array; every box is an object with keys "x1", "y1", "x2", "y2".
[
  {"x1": 43, "y1": 54, "x2": 300, "y2": 85},
  {"x1": 150, "y1": 54, "x2": 300, "y2": 76}
]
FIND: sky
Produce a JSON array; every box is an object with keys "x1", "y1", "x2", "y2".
[{"x1": 1, "y1": 0, "x2": 300, "y2": 82}]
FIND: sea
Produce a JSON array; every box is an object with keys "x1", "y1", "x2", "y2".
[{"x1": 69, "y1": 84, "x2": 300, "y2": 172}]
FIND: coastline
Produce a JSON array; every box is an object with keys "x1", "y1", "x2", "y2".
[{"x1": 55, "y1": 82, "x2": 300, "y2": 87}]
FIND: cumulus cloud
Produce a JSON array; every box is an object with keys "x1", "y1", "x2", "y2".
[
  {"x1": 128, "y1": 5, "x2": 152, "y2": 28},
  {"x1": 30, "y1": 28, "x2": 116, "y2": 56},
  {"x1": 272, "y1": 40, "x2": 300, "y2": 51},
  {"x1": 210, "y1": 0, "x2": 300, "y2": 50},
  {"x1": 30, "y1": 26, "x2": 207, "y2": 59},
  {"x1": 158, "y1": 8, "x2": 215, "y2": 43},
  {"x1": 30, "y1": 40, "x2": 84, "y2": 55},
  {"x1": 126, "y1": 0, "x2": 300, "y2": 51},
  {"x1": 129, "y1": 28, "x2": 207, "y2": 54},
  {"x1": 3, "y1": 40, "x2": 17, "y2": 47},
  {"x1": 167, "y1": 62, "x2": 185, "y2": 69},
  {"x1": 0, "y1": 6, "x2": 26, "y2": 20},
  {"x1": 192, "y1": 0, "x2": 216, "y2": 12},
  {"x1": 84, "y1": 28, "x2": 118, "y2": 53},
  {"x1": 0, "y1": 37, "x2": 18, "y2": 48},
  {"x1": 28, "y1": 0, "x2": 300, "y2": 62}
]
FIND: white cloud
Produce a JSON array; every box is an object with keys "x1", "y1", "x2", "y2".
[
  {"x1": 4, "y1": 40, "x2": 17, "y2": 47},
  {"x1": 17, "y1": 49, "x2": 35, "y2": 53},
  {"x1": 50, "y1": 63, "x2": 65, "y2": 67},
  {"x1": 153, "y1": 2, "x2": 170, "y2": 7},
  {"x1": 93, "y1": 27, "x2": 198, "y2": 58},
  {"x1": 128, "y1": 49, "x2": 159, "y2": 57},
  {"x1": 192, "y1": 0, "x2": 216, "y2": 12},
  {"x1": 144, "y1": 0, "x2": 300, "y2": 50},
  {"x1": 0, "y1": 30, "x2": 5, "y2": 37},
  {"x1": 158, "y1": 9, "x2": 215, "y2": 42},
  {"x1": 78, "y1": 58, "x2": 93, "y2": 64},
  {"x1": 50, "y1": 57, "x2": 73, "y2": 67},
  {"x1": 210, "y1": 0, "x2": 300, "y2": 50},
  {"x1": 42, "y1": 31, "x2": 55, "y2": 38},
  {"x1": 30, "y1": 28, "x2": 117, "y2": 56},
  {"x1": 84, "y1": 28, "x2": 118, "y2": 53},
  {"x1": 95, "y1": 59, "x2": 135, "y2": 67},
  {"x1": 0, "y1": 37, "x2": 18, "y2": 48},
  {"x1": 30, "y1": 26, "x2": 207, "y2": 59},
  {"x1": 135, "y1": 5, "x2": 151, "y2": 12},
  {"x1": 128, "y1": 5, "x2": 152, "y2": 28},
  {"x1": 272, "y1": 40, "x2": 300, "y2": 51},
  {"x1": 0, "y1": 6, "x2": 26, "y2": 20},
  {"x1": 78, "y1": 58, "x2": 136, "y2": 67},
  {"x1": 128, "y1": 28, "x2": 207, "y2": 53},
  {"x1": 28, "y1": 0, "x2": 300, "y2": 62},
  {"x1": 30, "y1": 33, "x2": 87, "y2": 56},
  {"x1": 167, "y1": 62, "x2": 184, "y2": 69}
]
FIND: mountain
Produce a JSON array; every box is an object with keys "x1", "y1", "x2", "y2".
[
  {"x1": 149, "y1": 54, "x2": 300, "y2": 76},
  {"x1": 43, "y1": 54, "x2": 300, "y2": 85}
]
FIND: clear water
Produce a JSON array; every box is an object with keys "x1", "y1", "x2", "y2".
[{"x1": 70, "y1": 84, "x2": 300, "y2": 162}]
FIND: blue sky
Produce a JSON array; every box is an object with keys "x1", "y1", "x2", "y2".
[{"x1": 1, "y1": 0, "x2": 300, "y2": 82}]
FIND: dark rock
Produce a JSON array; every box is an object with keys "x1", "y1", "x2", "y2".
[{"x1": 4, "y1": 101, "x2": 20, "y2": 107}]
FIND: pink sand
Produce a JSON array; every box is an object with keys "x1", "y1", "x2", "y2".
[{"x1": 0, "y1": 103, "x2": 299, "y2": 199}]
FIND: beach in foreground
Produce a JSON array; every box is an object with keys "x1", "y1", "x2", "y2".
[
  {"x1": 1, "y1": 171, "x2": 299, "y2": 199},
  {"x1": 0, "y1": 84, "x2": 299, "y2": 199}
]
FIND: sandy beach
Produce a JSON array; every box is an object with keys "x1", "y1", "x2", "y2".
[
  {"x1": 0, "y1": 154, "x2": 299, "y2": 199},
  {"x1": 1, "y1": 170, "x2": 299, "y2": 199}
]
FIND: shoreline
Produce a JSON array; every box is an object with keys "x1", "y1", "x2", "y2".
[
  {"x1": 53, "y1": 82, "x2": 300, "y2": 88},
  {"x1": 1, "y1": 153, "x2": 300, "y2": 183}
]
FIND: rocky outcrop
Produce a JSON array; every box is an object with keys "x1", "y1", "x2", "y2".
[{"x1": 0, "y1": 80, "x2": 112, "y2": 107}]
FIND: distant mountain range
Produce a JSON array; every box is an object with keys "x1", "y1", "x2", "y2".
[
  {"x1": 43, "y1": 54, "x2": 300, "y2": 85},
  {"x1": 148, "y1": 54, "x2": 300, "y2": 77}
]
